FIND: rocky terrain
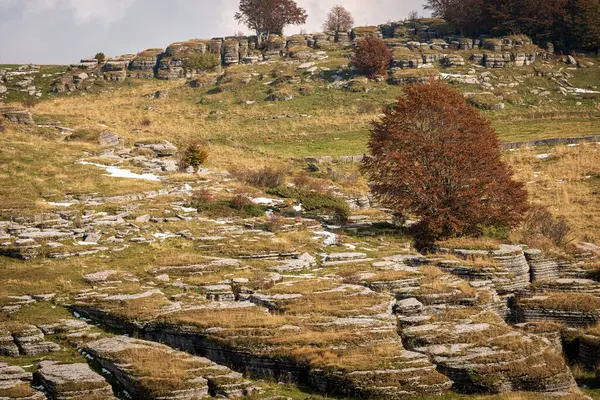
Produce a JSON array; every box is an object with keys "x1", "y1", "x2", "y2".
[{"x1": 1, "y1": 15, "x2": 600, "y2": 400}]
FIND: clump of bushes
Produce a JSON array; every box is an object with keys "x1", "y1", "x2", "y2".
[
  {"x1": 183, "y1": 53, "x2": 220, "y2": 71},
  {"x1": 521, "y1": 206, "x2": 571, "y2": 247},
  {"x1": 267, "y1": 187, "x2": 350, "y2": 221},
  {"x1": 352, "y1": 36, "x2": 392, "y2": 77},
  {"x1": 189, "y1": 190, "x2": 265, "y2": 218},
  {"x1": 231, "y1": 167, "x2": 287, "y2": 188},
  {"x1": 180, "y1": 140, "x2": 209, "y2": 172}
]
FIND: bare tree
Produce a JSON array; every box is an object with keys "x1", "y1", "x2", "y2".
[
  {"x1": 322, "y1": 5, "x2": 355, "y2": 34},
  {"x1": 234, "y1": 0, "x2": 307, "y2": 45},
  {"x1": 408, "y1": 9, "x2": 420, "y2": 21}
]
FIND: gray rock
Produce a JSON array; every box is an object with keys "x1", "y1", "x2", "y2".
[
  {"x1": 98, "y1": 130, "x2": 122, "y2": 147},
  {"x1": 35, "y1": 360, "x2": 116, "y2": 399},
  {"x1": 0, "y1": 85, "x2": 7, "y2": 94},
  {"x1": 82, "y1": 232, "x2": 101, "y2": 244},
  {"x1": 134, "y1": 141, "x2": 177, "y2": 157}
]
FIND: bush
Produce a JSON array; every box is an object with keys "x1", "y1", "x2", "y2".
[
  {"x1": 522, "y1": 206, "x2": 571, "y2": 247},
  {"x1": 180, "y1": 140, "x2": 209, "y2": 172},
  {"x1": 189, "y1": 189, "x2": 215, "y2": 209},
  {"x1": 231, "y1": 167, "x2": 287, "y2": 188},
  {"x1": 353, "y1": 36, "x2": 392, "y2": 77},
  {"x1": 356, "y1": 101, "x2": 377, "y2": 114},
  {"x1": 361, "y1": 81, "x2": 528, "y2": 251},
  {"x1": 183, "y1": 53, "x2": 221, "y2": 71},
  {"x1": 21, "y1": 98, "x2": 39, "y2": 108},
  {"x1": 94, "y1": 53, "x2": 106, "y2": 62},
  {"x1": 267, "y1": 187, "x2": 350, "y2": 222}
]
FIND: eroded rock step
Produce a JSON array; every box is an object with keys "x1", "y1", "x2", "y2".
[
  {"x1": 70, "y1": 285, "x2": 452, "y2": 398},
  {"x1": 0, "y1": 363, "x2": 46, "y2": 400},
  {"x1": 83, "y1": 336, "x2": 258, "y2": 399},
  {"x1": 34, "y1": 361, "x2": 116, "y2": 400}
]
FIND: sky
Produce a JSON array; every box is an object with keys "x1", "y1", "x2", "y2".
[{"x1": 0, "y1": 0, "x2": 426, "y2": 64}]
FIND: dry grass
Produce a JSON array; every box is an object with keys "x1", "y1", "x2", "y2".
[
  {"x1": 507, "y1": 143, "x2": 600, "y2": 246},
  {"x1": 518, "y1": 293, "x2": 600, "y2": 313},
  {"x1": 162, "y1": 306, "x2": 289, "y2": 329}
]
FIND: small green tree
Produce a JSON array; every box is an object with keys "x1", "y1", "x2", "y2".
[{"x1": 94, "y1": 52, "x2": 106, "y2": 62}]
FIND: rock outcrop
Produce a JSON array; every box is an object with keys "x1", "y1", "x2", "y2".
[{"x1": 35, "y1": 361, "x2": 116, "y2": 400}]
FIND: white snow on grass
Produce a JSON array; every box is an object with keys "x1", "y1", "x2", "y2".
[
  {"x1": 313, "y1": 231, "x2": 337, "y2": 246},
  {"x1": 570, "y1": 88, "x2": 600, "y2": 94},
  {"x1": 78, "y1": 161, "x2": 161, "y2": 181},
  {"x1": 251, "y1": 197, "x2": 284, "y2": 206},
  {"x1": 47, "y1": 202, "x2": 75, "y2": 207},
  {"x1": 536, "y1": 153, "x2": 551, "y2": 159}
]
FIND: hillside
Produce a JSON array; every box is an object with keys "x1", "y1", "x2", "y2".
[{"x1": 1, "y1": 18, "x2": 600, "y2": 400}]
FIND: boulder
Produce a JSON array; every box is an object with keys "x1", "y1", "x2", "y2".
[
  {"x1": 134, "y1": 141, "x2": 177, "y2": 157},
  {"x1": 98, "y1": 130, "x2": 122, "y2": 147}
]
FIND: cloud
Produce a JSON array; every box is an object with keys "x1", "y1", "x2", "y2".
[{"x1": 22, "y1": 0, "x2": 137, "y2": 25}]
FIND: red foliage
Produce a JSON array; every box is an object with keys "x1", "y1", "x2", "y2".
[
  {"x1": 353, "y1": 37, "x2": 392, "y2": 78},
  {"x1": 361, "y1": 81, "x2": 528, "y2": 250}
]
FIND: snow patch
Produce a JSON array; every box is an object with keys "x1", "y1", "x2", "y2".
[
  {"x1": 313, "y1": 231, "x2": 337, "y2": 246},
  {"x1": 536, "y1": 153, "x2": 551, "y2": 159},
  {"x1": 77, "y1": 161, "x2": 161, "y2": 181}
]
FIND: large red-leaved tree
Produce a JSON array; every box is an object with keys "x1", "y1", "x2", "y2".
[
  {"x1": 361, "y1": 81, "x2": 528, "y2": 250},
  {"x1": 353, "y1": 37, "x2": 392, "y2": 78},
  {"x1": 234, "y1": 0, "x2": 307, "y2": 45}
]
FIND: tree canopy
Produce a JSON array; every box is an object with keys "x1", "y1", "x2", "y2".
[
  {"x1": 322, "y1": 5, "x2": 354, "y2": 34},
  {"x1": 234, "y1": 0, "x2": 307, "y2": 44},
  {"x1": 361, "y1": 81, "x2": 528, "y2": 250}
]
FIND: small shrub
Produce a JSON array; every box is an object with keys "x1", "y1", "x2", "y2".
[
  {"x1": 267, "y1": 187, "x2": 350, "y2": 222},
  {"x1": 230, "y1": 194, "x2": 265, "y2": 217},
  {"x1": 189, "y1": 189, "x2": 215, "y2": 209},
  {"x1": 479, "y1": 224, "x2": 509, "y2": 240},
  {"x1": 183, "y1": 53, "x2": 221, "y2": 71},
  {"x1": 356, "y1": 101, "x2": 377, "y2": 114},
  {"x1": 353, "y1": 36, "x2": 392, "y2": 77},
  {"x1": 141, "y1": 119, "x2": 152, "y2": 127},
  {"x1": 231, "y1": 167, "x2": 287, "y2": 188},
  {"x1": 180, "y1": 140, "x2": 209, "y2": 172},
  {"x1": 21, "y1": 98, "x2": 40, "y2": 108},
  {"x1": 522, "y1": 206, "x2": 571, "y2": 247},
  {"x1": 68, "y1": 127, "x2": 101, "y2": 142},
  {"x1": 94, "y1": 52, "x2": 106, "y2": 62}
]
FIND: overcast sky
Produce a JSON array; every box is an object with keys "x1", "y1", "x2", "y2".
[{"x1": 0, "y1": 0, "x2": 426, "y2": 64}]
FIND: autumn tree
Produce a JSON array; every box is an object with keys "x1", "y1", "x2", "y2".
[
  {"x1": 322, "y1": 5, "x2": 354, "y2": 34},
  {"x1": 234, "y1": 0, "x2": 307, "y2": 45},
  {"x1": 353, "y1": 37, "x2": 392, "y2": 77},
  {"x1": 566, "y1": 0, "x2": 600, "y2": 50},
  {"x1": 361, "y1": 81, "x2": 528, "y2": 250}
]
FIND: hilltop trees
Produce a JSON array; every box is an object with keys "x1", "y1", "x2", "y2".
[
  {"x1": 361, "y1": 81, "x2": 528, "y2": 250},
  {"x1": 322, "y1": 5, "x2": 354, "y2": 34},
  {"x1": 424, "y1": 0, "x2": 599, "y2": 50},
  {"x1": 234, "y1": 0, "x2": 307, "y2": 45},
  {"x1": 353, "y1": 37, "x2": 392, "y2": 77}
]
